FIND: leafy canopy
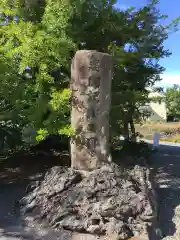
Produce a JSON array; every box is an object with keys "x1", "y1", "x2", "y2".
[
  {"x1": 166, "y1": 85, "x2": 180, "y2": 119},
  {"x1": 0, "y1": 0, "x2": 179, "y2": 149}
]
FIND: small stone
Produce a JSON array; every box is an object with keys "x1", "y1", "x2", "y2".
[
  {"x1": 87, "y1": 225, "x2": 102, "y2": 234},
  {"x1": 22, "y1": 199, "x2": 37, "y2": 214}
]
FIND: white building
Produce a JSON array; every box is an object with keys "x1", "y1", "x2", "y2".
[{"x1": 143, "y1": 88, "x2": 167, "y2": 122}]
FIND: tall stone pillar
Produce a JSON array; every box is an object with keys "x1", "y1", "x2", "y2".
[{"x1": 70, "y1": 50, "x2": 113, "y2": 170}]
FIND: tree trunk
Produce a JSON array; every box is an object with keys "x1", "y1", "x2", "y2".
[
  {"x1": 123, "y1": 121, "x2": 129, "y2": 141},
  {"x1": 130, "y1": 119, "x2": 136, "y2": 142}
]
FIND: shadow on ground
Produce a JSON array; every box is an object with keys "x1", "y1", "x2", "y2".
[
  {"x1": 150, "y1": 143, "x2": 180, "y2": 239},
  {"x1": 2, "y1": 142, "x2": 180, "y2": 239},
  {"x1": 0, "y1": 151, "x2": 70, "y2": 239}
]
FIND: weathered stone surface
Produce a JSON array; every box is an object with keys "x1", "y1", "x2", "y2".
[
  {"x1": 20, "y1": 162, "x2": 157, "y2": 239},
  {"x1": 70, "y1": 50, "x2": 113, "y2": 170}
]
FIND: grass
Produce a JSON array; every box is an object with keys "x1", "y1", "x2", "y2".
[
  {"x1": 162, "y1": 134, "x2": 180, "y2": 143},
  {"x1": 135, "y1": 122, "x2": 180, "y2": 142}
]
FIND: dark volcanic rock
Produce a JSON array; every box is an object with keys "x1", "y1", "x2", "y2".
[{"x1": 20, "y1": 163, "x2": 157, "y2": 239}]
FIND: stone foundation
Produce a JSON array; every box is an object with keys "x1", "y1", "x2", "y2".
[{"x1": 20, "y1": 162, "x2": 158, "y2": 240}]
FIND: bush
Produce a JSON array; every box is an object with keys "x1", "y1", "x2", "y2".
[{"x1": 0, "y1": 121, "x2": 23, "y2": 155}]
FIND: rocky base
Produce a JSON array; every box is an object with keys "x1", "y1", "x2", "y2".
[{"x1": 20, "y1": 162, "x2": 158, "y2": 239}]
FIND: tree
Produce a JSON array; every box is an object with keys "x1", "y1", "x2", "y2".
[
  {"x1": 0, "y1": 0, "x2": 76, "y2": 144},
  {"x1": 166, "y1": 84, "x2": 180, "y2": 120},
  {"x1": 0, "y1": 0, "x2": 179, "y2": 151},
  {"x1": 109, "y1": 1, "x2": 177, "y2": 142}
]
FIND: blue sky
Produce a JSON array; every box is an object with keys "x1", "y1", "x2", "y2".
[{"x1": 116, "y1": 0, "x2": 180, "y2": 88}]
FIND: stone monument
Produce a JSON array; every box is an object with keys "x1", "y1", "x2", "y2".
[
  {"x1": 70, "y1": 50, "x2": 113, "y2": 170},
  {"x1": 21, "y1": 50, "x2": 158, "y2": 240}
]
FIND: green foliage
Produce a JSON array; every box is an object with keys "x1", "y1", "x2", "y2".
[
  {"x1": 109, "y1": 1, "x2": 172, "y2": 141},
  {"x1": 0, "y1": 0, "x2": 76, "y2": 148},
  {"x1": 36, "y1": 128, "x2": 48, "y2": 142},
  {"x1": 50, "y1": 89, "x2": 71, "y2": 112},
  {"x1": 0, "y1": 0, "x2": 179, "y2": 153},
  {"x1": 166, "y1": 84, "x2": 180, "y2": 119},
  {"x1": 0, "y1": 121, "x2": 22, "y2": 153}
]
